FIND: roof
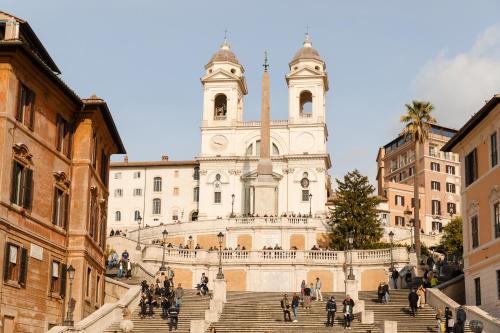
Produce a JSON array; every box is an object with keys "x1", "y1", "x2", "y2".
[
  {"x1": 111, "y1": 160, "x2": 198, "y2": 168},
  {"x1": 289, "y1": 36, "x2": 324, "y2": 66},
  {"x1": 82, "y1": 96, "x2": 126, "y2": 154},
  {"x1": 206, "y1": 39, "x2": 240, "y2": 67},
  {"x1": 383, "y1": 123, "x2": 458, "y2": 149},
  {"x1": 442, "y1": 94, "x2": 500, "y2": 152}
]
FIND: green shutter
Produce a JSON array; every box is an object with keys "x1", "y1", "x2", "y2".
[
  {"x1": 60, "y1": 263, "x2": 67, "y2": 298},
  {"x1": 3, "y1": 244, "x2": 10, "y2": 282},
  {"x1": 63, "y1": 193, "x2": 70, "y2": 231},
  {"x1": 22, "y1": 168, "x2": 33, "y2": 210},
  {"x1": 18, "y1": 247, "x2": 28, "y2": 287}
]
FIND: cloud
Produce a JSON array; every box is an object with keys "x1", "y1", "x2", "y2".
[{"x1": 414, "y1": 24, "x2": 500, "y2": 128}]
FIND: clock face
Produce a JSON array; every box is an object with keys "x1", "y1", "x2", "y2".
[
  {"x1": 210, "y1": 135, "x2": 228, "y2": 151},
  {"x1": 301, "y1": 177, "x2": 310, "y2": 188}
]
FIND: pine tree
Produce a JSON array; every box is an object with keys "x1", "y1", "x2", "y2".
[{"x1": 327, "y1": 169, "x2": 383, "y2": 250}]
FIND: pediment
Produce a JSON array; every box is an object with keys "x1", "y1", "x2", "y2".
[
  {"x1": 241, "y1": 169, "x2": 283, "y2": 181},
  {"x1": 201, "y1": 68, "x2": 240, "y2": 82},
  {"x1": 287, "y1": 66, "x2": 323, "y2": 78}
]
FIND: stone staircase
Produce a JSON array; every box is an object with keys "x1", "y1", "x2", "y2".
[{"x1": 103, "y1": 290, "x2": 210, "y2": 333}]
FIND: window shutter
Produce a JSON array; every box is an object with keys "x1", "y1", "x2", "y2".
[
  {"x1": 401, "y1": 197, "x2": 405, "y2": 206},
  {"x1": 27, "y1": 91, "x2": 36, "y2": 130},
  {"x1": 16, "y1": 83, "x2": 24, "y2": 121},
  {"x1": 56, "y1": 115, "x2": 63, "y2": 151},
  {"x1": 19, "y1": 247, "x2": 28, "y2": 287},
  {"x1": 66, "y1": 123, "x2": 74, "y2": 158},
  {"x1": 63, "y1": 193, "x2": 70, "y2": 231},
  {"x1": 10, "y1": 162, "x2": 19, "y2": 204},
  {"x1": 22, "y1": 168, "x2": 33, "y2": 210},
  {"x1": 3, "y1": 244, "x2": 10, "y2": 282},
  {"x1": 60, "y1": 263, "x2": 67, "y2": 298},
  {"x1": 52, "y1": 188, "x2": 58, "y2": 225}
]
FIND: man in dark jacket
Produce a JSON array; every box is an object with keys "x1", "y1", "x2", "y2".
[
  {"x1": 382, "y1": 282, "x2": 390, "y2": 304},
  {"x1": 167, "y1": 304, "x2": 179, "y2": 331},
  {"x1": 444, "y1": 306, "x2": 453, "y2": 333},
  {"x1": 326, "y1": 296, "x2": 337, "y2": 327},
  {"x1": 454, "y1": 306, "x2": 466, "y2": 333},
  {"x1": 391, "y1": 269, "x2": 399, "y2": 289},
  {"x1": 281, "y1": 294, "x2": 292, "y2": 322},
  {"x1": 408, "y1": 288, "x2": 418, "y2": 317}
]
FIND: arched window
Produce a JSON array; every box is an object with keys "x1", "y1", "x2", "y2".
[
  {"x1": 214, "y1": 94, "x2": 227, "y2": 120},
  {"x1": 246, "y1": 143, "x2": 253, "y2": 156},
  {"x1": 134, "y1": 210, "x2": 141, "y2": 221},
  {"x1": 115, "y1": 211, "x2": 121, "y2": 222},
  {"x1": 299, "y1": 91, "x2": 312, "y2": 115},
  {"x1": 272, "y1": 143, "x2": 280, "y2": 156},
  {"x1": 193, "y1": 187, "x2": 199, "y2": 202},
  {"x1": 193, "y1": 166, "x2": 200, "y2": 180},
  {"x1": 255, "y1": 140, "x2": 261, "y2": 156},
  {"x1": 153, "y1": 177, "x2": 162, "y2": 192},
  {"x1": 172, "y1": 209, "x2": 178, "y2": 221},
  {"x1": 152, "y1": 199, "x2": 161, "y2": 214}
]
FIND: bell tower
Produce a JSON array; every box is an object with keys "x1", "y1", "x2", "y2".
[
  {"x1": 286, "y1": 34, "x2": 329, "y2": 124},
  {"x1": 201, "y1": 38, "x2": 248, "y2": 127}
]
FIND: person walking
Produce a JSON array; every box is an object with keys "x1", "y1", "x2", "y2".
[
  {"x1": 454, "y1": 306, "x2": 466, "y2": 333},
  {"x1": 436, "y1": 308, "x2": 444, "y2": 333},
  {"x1": 300, "y1": 280, "x2": 306, "y2": 306},
  {"x1": 377, "y1": 283, "x2": 384, "y2": 303},
  {"x1": 416, "y1": 285, "x2": 426, "y2": 308},
  {"x1": 126, "y1": 259, "x2": 132, "y2": 280},
  {"x1": 167, "y1": 304, "x2": 179, "y2": 331},
  {"x1": 430, "y1": 274, "x2": 439, "y2": 287},
  {"x1": 139, "y1": 295, "x2": 147, "y2": 319},
  {"x1": 291, "y1": 293, "x2": 300, "y2": 322},
  {"x1": 315, "y1": 277, "x2": 323, "y2": 302},
  {"x1": 427, "y1": 255, "x2": 435, "y2": 271},
  {"x1": 175, "y1": 283, "x2": 184, "y2": 310},
  {"x1": 303, "y1": 283, "x2": 312, "y2": 310},
  {"x1": 119, "y1": 305, "x2": 134, "y2": 333},
  {"x1": 342, "y1": 295, "x2": 355, "y2": 330},
  {"x1": 117, "y1": 260, "x2": 124, "y2": 279},
  {"x1": 391, "y1": 269, "x2": 399, "y2": 289},
  {"x1": 444, "y1": 306, "x2": 453, "y2": 333},
  {"x1": 280, "y1": 294, "x2": 292, "y2": 322},
  {"x1": 325, "y1": 296, "x2": 337, "y2": 327},
  {"x1": 382, "y1": 282, "x2": 390, "y2": 304},
  {"x1": 408, "y1": 288, "x2": 418, "y2": 317}
]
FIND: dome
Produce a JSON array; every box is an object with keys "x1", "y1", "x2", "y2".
[
  {"x1": 290, "y1": 36, "x2": 323, "y2": 64},
  {"x1": 207, "y1": 39, "x2": 240, "y2": 66}
]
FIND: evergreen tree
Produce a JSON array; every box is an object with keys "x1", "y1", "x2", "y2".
[
  {"x1": 327, "y1": 170, "x2": 383, "y2": 250},
  {"x1": 440, "y1": 216, "x2": 463, "y2": 256}
]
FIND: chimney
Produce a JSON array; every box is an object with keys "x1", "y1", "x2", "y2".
[
  {"x1": 123, "y1": 155, "x2": 128, "y2": 163},
  {"x1": 161, "y1": 155, "x2": 169, "y2": 161}
]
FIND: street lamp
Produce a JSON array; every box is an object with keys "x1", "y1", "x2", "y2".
[
  {"x1": 309, "y1": 193, "x2": 313, "y2": 217},
  {"x1": 347, "y1": 231, "x2": 355, "y2": 280},
  {"x1": 216, "y1": 232, "x2": 225, "y2": 279},
  {"x1": 231, "y1": 194, "x2": 235, "y2": 218},
  {"x1": 389, "y1": 231, "x2": 395, "y2": 270},
  {"x1": 160, "y1": 229, "x2": 168, "y2": 271},
  {"x1": 135, "y1": 214, "x2": 142, "y2": 250},
  {"x1": 63, "y1": 265, "x2": 76, "y2": 326},
  {"x1": 188, "y1": 235, "x2": 193, "y2": 249},
  {"x1": 404, "y1": 206, "x2": 414, "y2": 252}
]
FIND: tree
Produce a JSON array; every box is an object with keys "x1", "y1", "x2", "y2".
[
  {"x1": 327, "y1": 169, "x2": 383, "y2": 250},
  {"x1": 400, "y1": 100, "x2": 436, "y2": 265},
  {"x1": 440, "y1": 216, "x2": 463, "y2": 257}
]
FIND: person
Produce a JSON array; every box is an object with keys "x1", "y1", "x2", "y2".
[
  {"x1": 416, "y1": 285, "x2": 426, "y2": 308},
  {"x1": 161, "y1": 296, "x2": 170, "y2": 318},
  {"x1": 326, "y1": 296, "x2": 337, "y2": 327},
  {"x1": 147, "y1": 293, "x2": 155, "y2": 318},
  {"x1": 444, "y1": 307, "x2": 453, "y2": 333},
  {"x1": 436, "y1": 308, "x2": 444, "y2": 333},
  {"x1": 436, "y1": 258, "x2": 444, "y2": 276},
  {"x1": 454, "y1": 306, "x2": 466, "y2": 333},
  {"x1": 126, "y1": 259, "x2": 132, "y2": 280},
  {"x1": 175, "y1": 283, "x2": 184, "y2": 310},
  {"x1": 342, "y1": 295, "x2": 354, "y2": 329},
  {"x1": 303, "y1": 283, "x2": 312, "y2": 310},
  {"x1": 119, "y1": 305, "x2": 134, "y2": 332},
  {"x1": 382, "y1": 282, "x2": 390, "y2": 304},
  {"x1": 391, "y1": 269, "x2": 399, "y2": 289},
  {"x1": 408, "y1": 288, "x2": 418, "y2": 317},
  {"x1": 166, "y1": 266, "x2": 175, "y2": 284},
  {"x1": 167, "y1": 304, "x2": 179, "y2": 331},
  {"x1": 291, "y1": 293, "x2": 300, "y2": 322},
  {"x1": 430, "y1": 275, "x2": 439, "y2": 287},
  {"x1": 110, "y1": 229, "x2": 115, "y2": 237},
  {"x1": 280, "y1": 294, "x2": 292, "y2": 322},
  {"x1": 427, "y1": 255, "x2": 435, "y2": 271},
  {"x1": 122, "y1": 249, "x2": 129, "y2": 261},
  {"x1": 315, "y1": 277, "x2": 323, "y2": 302},
  {"x1": 300, "y1": 280, "x2": 306, "y2": 305},
  {"x1": 139, "y1": 295, "x2": 148, "y2": 319},
  {"x1": 404, "y1": 271, "x2": 412, "y2": 288},
  {"x1": 197, "y1": 273, "x2": 209, "y2": 295},
  {"x1": 164, "y1": 275, "x2": 171, "y2": 294},
  {"x1": 377, "y1": 283, "x2": 384, "y2": 303},
  {"x1": 117, "y1": 260, "x2": 124, "y2": 279}
]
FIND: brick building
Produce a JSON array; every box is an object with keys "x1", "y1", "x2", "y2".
[{"x1": 0, "y1": 12, "x2": 125, "y2": 332}]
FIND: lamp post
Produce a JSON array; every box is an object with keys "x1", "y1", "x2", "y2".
[
  {"x1": 231, "y1": 194, "x2": 235, "y2": 218},
  {"x1": 404, "y1": 206, "x2": 414, "y2": 252},
  {"x1": 389, "y1": 231, "x2": 395, "y2": 271},
  {"x1": 309, "y1": 193, "x2": 313, "y2": 217},
  {"x1": 63, "y1": 265, "x2": 76, "y2": 326},
  {"x1": 188, "y1": 235, "x2": 193, "y2": 249},
  {"x1": 135, "y1": 215, "x2": 142, "y2": 250},
  {"x1": 347, "y1": 231, "x2": 355, "y2": 280},
  {"x1": 160, "y1": 229, "x2": 168, "y2": 271},
  {"x1": 216, "y1": 232, "x2": 225, "y2": 279}
]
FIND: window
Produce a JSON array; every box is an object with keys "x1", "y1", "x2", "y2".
[
  {"x1": 471, "y1": 215, "x2": 479, "y2": 248},
  {"x1": 399, "y1": 171, "x2": 407, "y2": 181},
  {"x1": 430, "y1": 162, "x2": 440, "y2": 172},
  {"x1": 491, "y1": 132, "x2": 498, "y2": 167},
  {"x1": 494, "y1": 202, "x2": 500, "y2": 238},
  {"x1": 395, "y1": 195, "x2": 404, "y2": 206},
  {"x1": 50, "y1": 261, "x2": 60, "y2": 293},
  {"x1": 52, "y1": 187, "x2": 69, "y2": 229},
  {"x1": 0, "y1": 23, "x2": 5, "y2": 40},
  {"x1": 56, "y1": 115, "x2": 73, "y2": 158},
  {"x1": 133, "y1": 188, "x2": 142, "y2": 196},
  {"x1": 3, "y1": 243, "x2": 28, "y2": 287},
  {"x1": 299, "y1": 91, "x2": 312, "y2": 115},
  {"x1": 395, "y1": 216, "x2": 405, "y2": 226},
  {"x1": 193, "y1": 187, "x2": 199, "y2": 202},
  {"x1": 96, "y1": 276, "x2": 100, "y2": 303},
  {"x1": 246, "y1": 143, "x2": 253, "y2": 156},
  {"x1": 474, "y1": 278, "x2": 481, "y2": 306},
  {"x1": 114, "y1": 172, "x2": 122, "y2": 179},
  {"x1": 447, "y1": 202, "x2": 456, "y2": 215},
  {"x1": 173, "y1": 187, "x2": 179, "y2": 196},
  {"x1": 446, "y1": 182, "x2": 456, "y2": 193},
  {"x1": 133, "y1": 171, "x2": 141, "y2": 179},
  {"x1": 115, "y1": 211, "x2": 121, "y2": 222},
  {"x1": 446, "y1": 165, "x2": 456, "y2": 175},
  {"x1": 172, "y1": 210, "x2": 178, "y2": 221},
  {"x1": 429, "y1": 145, "x2": 437, "y2": 157},
  {"x1": 134, "y1": 210, "x2": 141, "y2": 221},
  {"x1": 114, "y1": 189, "x2": 123, "y2": 197},
  {"x1": 214, "y1": 191, "x2": 222, "y2": 203},
  {"x1": 10, "y1": 161, "x2": 33, "y2": 210},
  {"x1": 100, "y1": 150, "x2": 108, "y2": 186},
  {"x1": 497, "y1": 270, "x2": 500, "y2": 300},
  {"x1": 152, "y1": 198, "x2": 161, "y2": 214},
  {"x1": 92, "y1": 132, "x2": 98, "y2": 168},
  {"x1": 16, "y1": 83, "x2": 36, "y2": 129},
  {"x1": 411, "y1": 198, "x2": 421, "y2": 208},
  {"x1": 86, "y1": 268, "x2": 91, "y2": 297},
  {"x1": 465, "y1": 149, "x2": 478, "y2": 186},
  {"x1": 89, "y1": 192, "x2": 98, "y2": 240},
  {"x1": 408, "y1": 166, "x2": 414, "y2": 176},
  {"x1": 431, "y1": 181, "x2": 440, "y2": 191},
  {"x1": 214, "y1": 94, "x2": 227, "y2": 119},
  {"x1": 431, "y1": 200, "x2": 441, "y2": 215},
  {"x1": 174, "y1": 170, "x2": 179, "y2": 178},
  {"x1": 432, "y1": 221, "x2": 442, "y2": 233},
  {"x1": 390, "y1": 160, "x2": 397, "y2": 172},
  {"x1": 193, "y1": 166, "x2": 200, "y2": 180}
]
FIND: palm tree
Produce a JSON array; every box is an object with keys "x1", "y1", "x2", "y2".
[{"x1": 400, "y1": 100, "x2": 436, "y2": 266}]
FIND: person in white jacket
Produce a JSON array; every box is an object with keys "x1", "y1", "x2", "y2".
[{"x1": 315, "y1": 277, "x2": 323, "y2": 302}]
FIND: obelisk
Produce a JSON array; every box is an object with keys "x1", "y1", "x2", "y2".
[{"x1": 253, "y1": 51, "x2": 278, "y2": 215}]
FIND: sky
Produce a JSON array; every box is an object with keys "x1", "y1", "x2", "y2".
[{"x1": 4, "y1": 1, "x2": 500, "y2": 187}]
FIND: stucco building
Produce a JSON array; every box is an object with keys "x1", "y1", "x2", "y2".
[
  {"x1": 0, "y1": 12, "x2": 125, "y2": 332},
  {"x1": 442, "y1": 94, "x2": 500, "y2": 317}
]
